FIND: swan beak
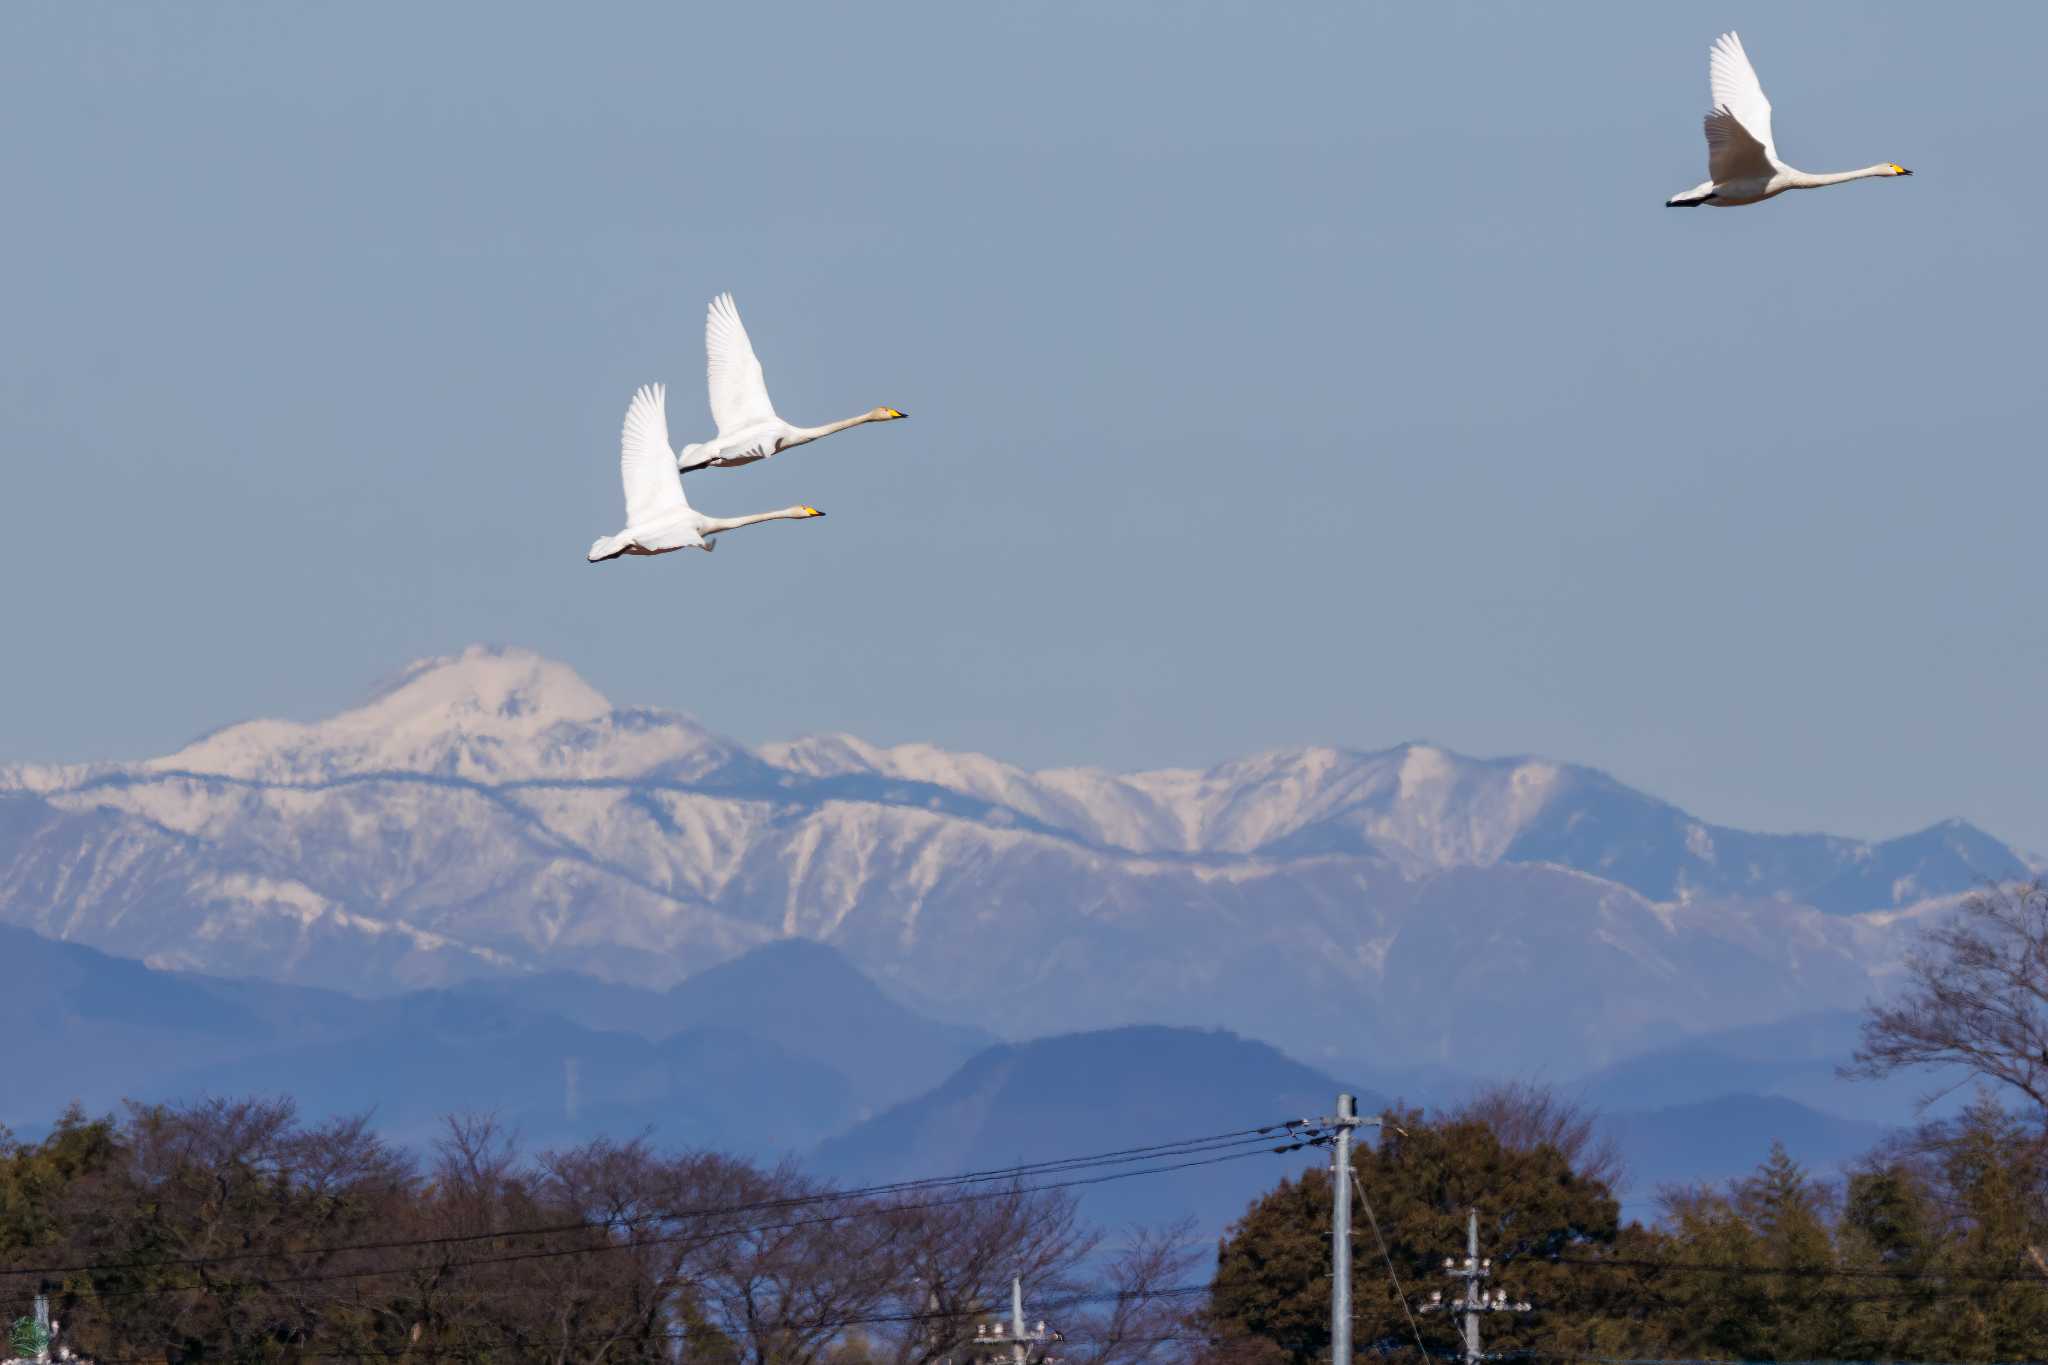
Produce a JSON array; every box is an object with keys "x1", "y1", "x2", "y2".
[
  {"x1": 1891, "y1": 164, "x2": 1912, "y2": 176},
  {"x1": 885, "y1": 408, "x2": 907, "y2": 419},
  {"x1": 803, "y1": 506, "x2": 826, "y2": 517}
]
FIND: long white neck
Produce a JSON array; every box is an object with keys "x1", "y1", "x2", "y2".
[
  {"x1": 699, "y1": 506, "x2": 815, "y2": 535},
  {"x1": 788, "y1": 411, "x2": 880, "y2": 444},
  {"x1": 1787, "y1": 164, "x2": 1898, "y2": 189}
]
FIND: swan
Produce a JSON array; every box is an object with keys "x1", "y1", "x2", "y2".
[
  {"x1": 675, "y1": 292, "x2": 906, "y2": 473},
  {"x1": 1666, "y1": 32, "x2": 1911, "y2": 207},
  {"x1": 587, "y1": 383, "x2": 824, "y2": 563}
]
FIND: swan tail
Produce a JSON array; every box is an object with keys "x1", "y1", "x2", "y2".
[{"x1": 587, "y1": 532, "x2": 633, "y2": 563}]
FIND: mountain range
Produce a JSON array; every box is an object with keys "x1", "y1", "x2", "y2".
[{"x1": 1, "y1": 644, "x2": 2029, "y2": 1081}]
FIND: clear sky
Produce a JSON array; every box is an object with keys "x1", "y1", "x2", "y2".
[{"x1": 4, "y1": 2, "x2": 2043, "y2": 852}]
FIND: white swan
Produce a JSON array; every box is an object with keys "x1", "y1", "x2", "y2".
[
  {"x1": 675, "y1": 292, "x2": 906, "y2": 473},
  {"x1": 587, "y1": 384, "x2": 824, "y2": 563},
  {"x1": 1666, "y1": 32, "x2": 1911, "y2": 207}
]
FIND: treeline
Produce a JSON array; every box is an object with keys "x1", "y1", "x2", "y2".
[
  {"x1": 1208, "y1": 883, "x2": 2048, "y2": 1365},
  {"x1": 0, "y1": 1103, "x2": 1194, "y2": 1364},
  {"x1": 1205, "y1": 1088, "x2": 2048, "y2": 1365},
  {"x1": 13, "y1": 1086, "x2": 2043, "y2": 1365}
]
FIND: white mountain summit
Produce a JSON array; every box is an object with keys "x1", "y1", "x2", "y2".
[
  {"x1": 0, "y1": 646, "x2": 2028, "y2": 1073},
  {"x1": 151, "y1": 646, "x2": 744, "y2": 785}
]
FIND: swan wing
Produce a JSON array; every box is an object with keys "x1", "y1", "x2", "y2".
[
  {"x1": 620, "y1": 383, "x2": 689, "y2": 525},
  {"x1": 704, "y1": 292, "x2": 779, "y2": 436},
  {"x1": 1704, "y1": 108, "x2": 1774, "y2": 182},
  {"x1": 1705, "y1": 31, "x2": 1778, "y2": 178}
]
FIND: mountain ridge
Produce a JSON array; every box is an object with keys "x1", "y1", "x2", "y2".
[{"x1": 0, "y1": 644, "x2": 2027, "y2": 1074}]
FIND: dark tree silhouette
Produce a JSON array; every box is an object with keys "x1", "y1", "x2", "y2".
[{"x1": 1848, "y1": 881, "x2": 2048, "y2": 1112}]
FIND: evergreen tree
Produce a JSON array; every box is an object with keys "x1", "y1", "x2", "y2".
[{"x1": 1207, "y1": 1103, "x2": 1620, "y2": 1364}]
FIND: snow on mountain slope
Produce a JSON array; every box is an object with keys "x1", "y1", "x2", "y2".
[
  {"x1": 0, "y1": 646, "x2": 2028, "y2": 1072},
  {"x1": 759, "y1": 736, "x2": 1569, "y2": 863},
  {"x1": 144, "y1": 645, "x2": 752, "y2": 785},
  {"x1": 760, "y1": 729, "x2": 2022, "y2": 913}
]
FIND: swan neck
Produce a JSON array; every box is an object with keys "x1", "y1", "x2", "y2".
[
  {"x1": 699, "y1": 507, "x2": 811, "y2": 534},
  {"x1": 1790, "y1": 164, "x2": 1897, "y2": 189},
  {"x1": 790, "y1": 412, "x2": 876, "y2": 442}
]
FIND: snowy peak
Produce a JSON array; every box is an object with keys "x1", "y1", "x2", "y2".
[
  {"x1": 359, "y1": 646, "x2": 613, "y2": 731},
  {"x1": 148, "y1": 645, "x2": 740, "y2": 785},
  {"x1": 1217, "y1": 744, "x2": 1570, "y2": 867}
]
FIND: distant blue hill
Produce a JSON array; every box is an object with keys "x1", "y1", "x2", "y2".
[
  {"x1": 815, "y1": 1025, "x2": 1381, "y2": 1233},
  {"x1": 0, "y1": 928, "x2": 967, "y2": 1154},
  {"x1": 1573, "y1": 1011, "x2": 1969, "y2": 1125},
  {"x1": 442, "y1": 937, "x2": 995, "y2": 1111},
  {"x1": 155, "y1": 994, "x2": 857, "y2": 1153},
  {"x1": 0, "y1": 923, "x2": 370, "y2": 1132},
  {"x1": 1598, "y1": 1093, "x2": 1891, "y2": 1219},
  {"x1": 1, "y1": 924, "x2": 1917, "y2": 1235}
]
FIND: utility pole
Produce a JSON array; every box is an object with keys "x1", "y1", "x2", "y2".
[
  {"x1": 1418, "y1": 1209, "x2": 1531, "y2": 1365},
  {"x1": 1332, "y1": 1094, "x2": 1356, "y2": 1365},
  {"x1": 1310, "y1": 1092, "x2": 1387, "y2": 1365},
  {"x1": 974, "y1": 1278, "x2": 1062, "y2": 1365}
]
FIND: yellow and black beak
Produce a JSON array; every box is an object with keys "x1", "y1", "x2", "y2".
[
  {"x1": 803, "y1": 506, "x2": 826, "y2": 517},
  {"x1": 885, "y1": 408, "x2": 907, "y2": 419},
  {"x1": 1891, "y1": 163, "x2": 1913, "y2": 176}
]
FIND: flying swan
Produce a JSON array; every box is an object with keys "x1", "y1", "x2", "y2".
[
  {"x1": 675, "y1": 292, "x2": 906, "y2": 473},
  {"x1": 1667, "y1": 32, "x2": 1911, "y2": 207},
  {"x1": 588, "y1": 383, "x2": 824, "y2": 562}
]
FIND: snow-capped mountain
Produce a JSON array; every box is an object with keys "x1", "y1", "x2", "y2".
[{"x1": 0, "y1": 645, "x2": 2028, "y2": 1074}]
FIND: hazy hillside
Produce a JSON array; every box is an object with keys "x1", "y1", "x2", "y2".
[
  {"x1": 813, "y1": 1024, "x2": 1898, "y2": 1234},
  {"x1": 446, "y1": 939, "x2": 995, "y2": 1111},
  {"x1": 160, "y1": 995, "x2": 858, "y2": 1153},
  {"x1": 0, "y1": 932, "x2": 979, "y2": 1152},
  {"x1": 1598, "y1": 1095, "x2": 1890, "y2": 1214},
  {"x1": 2, "y1": 925, "x2": 1920, "y2": 1235},
  {"x1": 814, "y1": 1026, "x2": 1369, "y2": 1232}
]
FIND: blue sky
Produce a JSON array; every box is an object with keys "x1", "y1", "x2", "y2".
[{"x1": 5, "y1": 2, "x2": 2044, "y2": 852}]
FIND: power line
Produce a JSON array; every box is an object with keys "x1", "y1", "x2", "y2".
[
  {"x1": 16, "y1": 1141, "x2": 1312, "y2": 1303},
  {"x1": 1541, "y1": 1255, "x2": 2048, "y2": 1288},
  {"x1": 0, "y1": 1120, "x2": 1311, "y2": 1284},
  {"x1": 1352, "y1": 1169, "x2": 1429, "y2": 1361},
  {"x1": 1510, "y1": 1354, "x2": 2031, "y2": 1365},
  {"x1": 29, "y1": 1281, "x2": 1219, "y2": 1365}
]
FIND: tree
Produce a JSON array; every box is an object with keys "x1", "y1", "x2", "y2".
[
  {"x1": 1848, "y1": 880, "x2": 2048, "y2": 1113},
  {"x1": 1205, "y1": 1091, "x2": 1622, "y2": 1365},
  {"x1": 1908, "y1": 1095, "x2": 2048, "y2": 1361},
  {"x1": 0, "y1": 1106, "x2": 117, "y2": 1257}
]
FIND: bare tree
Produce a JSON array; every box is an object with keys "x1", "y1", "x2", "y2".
[
  {"x1": 863, "y1": 1183, "x2": 1096, "y2": 1365},
  {"x1": 1061, "y1": 1222, "x2": 1203, "y2": 1365},
  {"x1": 1452, "y1": 1081, "x2": 1627, "y2": 1191},
  {"x1": 1846, "y1": 881, "x2": 2048, "y2": 1112},
  {"x1": 20, "y1": 1102, "x2": 1205, "y2": 1365}
]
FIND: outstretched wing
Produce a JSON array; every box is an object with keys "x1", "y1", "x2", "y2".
[
  {"x1": 704, "y1": 292, "x2": 778, "y2": 436},
  {"x1": 620, "y1": 383, "x2": 688, "y2": 525},
  {"x1": 1705, "y1": 31, "x2": 1778, "y2": 179}
]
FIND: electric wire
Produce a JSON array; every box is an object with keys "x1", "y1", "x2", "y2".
[
  {"x1": 22, "y1": 1282, "x2": 1218, "y2": 1365},
  {"x1": 9, "y1": 1141, "x2": 1314, "y2": 1302},
  {"x1": 1541, "y1": 1255, "x2": 2048, "y2": 1288},
  {"x1": 1351, "y1": 1169, "x2": 1431, "y2": 1360},
  {"x1": 0, "y1": 1120, "x2": 1312, "y2": 1284}
]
